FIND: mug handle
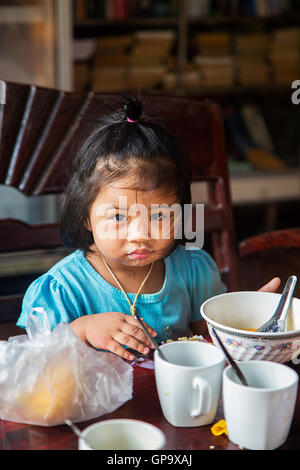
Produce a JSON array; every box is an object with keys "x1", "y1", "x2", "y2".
[{"x1": 190, "y1": 376, "x2": 212, "y2": 418}]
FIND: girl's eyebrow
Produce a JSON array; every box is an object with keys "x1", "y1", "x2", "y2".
[{"x1": 104, "y1": 204, "x2": 127, "y2": 210}]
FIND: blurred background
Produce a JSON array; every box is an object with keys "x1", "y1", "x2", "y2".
[{"x1": 0, "y1": 0, "x2": 299, "y2": 310}]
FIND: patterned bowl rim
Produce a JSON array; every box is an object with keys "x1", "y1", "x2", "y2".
[{"x1": 201, "y1": 291, "x2": 300, "y2": 340}]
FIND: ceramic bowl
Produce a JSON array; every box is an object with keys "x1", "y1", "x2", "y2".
[
  {"x1": 78, "y1": 419, "x2": 166, "y2": 450},
  {"x1": 200, "y1": 291, "x2": 300, "y2": 363}
]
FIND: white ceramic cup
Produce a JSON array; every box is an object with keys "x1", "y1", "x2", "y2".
[
  {"x1": 223, "y1": 360, "x2": 298, "y2": 450},
  {"x1": 154, "y1": 340, "x2": 226, "y2": 427},
  {"x1": 78, "y1": 419, "x2": 166, "y2": 450}
]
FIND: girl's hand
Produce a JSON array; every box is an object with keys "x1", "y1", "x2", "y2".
[
  {"x1": 258, "y1": 277, "x2": 281, "y2": 293},
  {"x1": 71, "y1": 312, "x2": 157, "y2": 361}
]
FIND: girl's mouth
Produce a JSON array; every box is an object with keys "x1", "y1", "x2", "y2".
[{"x1": 128, "y1": 249, "x2": 152, "y2": 260}]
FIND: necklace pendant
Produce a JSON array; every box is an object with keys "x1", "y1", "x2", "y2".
[{"x1": 130, "y1": 305, "x2": 136, "y2": 316}]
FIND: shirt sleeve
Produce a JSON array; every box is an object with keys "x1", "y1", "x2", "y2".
[
  {"x1": 189, "y1": 249, "x2": 227, "y2": 323},
  {"x1": 17, "y1": 273, "x2": 80, "y2": 330}
]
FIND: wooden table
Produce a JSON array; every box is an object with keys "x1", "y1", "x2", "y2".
[{"x1": 0, "y1": 358, "x2": 300, "y2": 451}]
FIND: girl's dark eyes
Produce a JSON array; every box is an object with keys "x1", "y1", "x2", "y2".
[
  {"x1": 150, "y1": 213, "x2": 164, "y2": 221},
  {"x1": 112, "y1": 213, "x2": 165, "y2": 222},
  {"x1": 112, "y1": 214, "x2": 127, "y2": 222}
]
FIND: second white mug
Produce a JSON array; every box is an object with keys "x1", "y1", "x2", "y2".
[
  {"x1": 223, "y1": 360, "x2": 298, "y2": 450},
  {"x1": 154, "y1": 340, "x2": 225, "y2": 427}
]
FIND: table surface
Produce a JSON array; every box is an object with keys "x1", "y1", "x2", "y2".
[{"x1": 1, "y1": 357, "x2": 300, "y2": 451}]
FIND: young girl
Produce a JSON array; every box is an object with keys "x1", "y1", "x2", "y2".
[{"x1": 17, "y1": 99, "x2": 280, "y2": 361}]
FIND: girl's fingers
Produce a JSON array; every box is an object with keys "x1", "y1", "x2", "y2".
[
  {"x1": 121, "y1": 322, "x2": 155, "y2": 349},
  {"x1": 114, "y1": 331, "x2": 151, "y2": 355},
  {"x1": 123, "y1": 316, "x2": 157, "y2": 350},
  {"x1": 258, "y1": 277, "x2": 281, "y2": 293},
  {"x1": 125, "y1": 315, "x2": 157, "y2": 337},
  {"x1": 106, "y1": 338, "x2": 135, "y2": 361}
]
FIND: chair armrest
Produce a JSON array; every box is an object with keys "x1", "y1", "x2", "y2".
[{"x1": 239, "y1": 228, "x2": 300, "y2": 258}]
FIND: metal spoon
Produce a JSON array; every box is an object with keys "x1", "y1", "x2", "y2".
[
  {"x1": 134, "y1": 314, "x2": 169, "y2": 362},
  {"x1": 212, "y1": 328, "x2": 249, "y2": 386},
  {"x1": 65, "y1": 419, "x2": 95, "y2": 449},
  {"x1": 257, "y1": 275, "x2": 297, "y2": 333}
]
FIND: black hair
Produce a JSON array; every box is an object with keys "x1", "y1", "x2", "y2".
[{"x1": 60, "y1": 98, "x2": 191, "y2": 252}]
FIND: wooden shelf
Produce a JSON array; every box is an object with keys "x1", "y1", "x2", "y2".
[
  {"x1": 188, "y1": 14, "x2": 300, "y2": 26},
  {"x1": 74, "y1": 14, "x2": 300, "y2": 29},
  {"x1": 191, "y1": 170, "x2": 300, "y2": 205},
  {"x1": 177, "y1": 84, "x2": 291, "y2": 97},
  {"x1": 74, "y1": 17, "x2": 179, "y2": 28}
]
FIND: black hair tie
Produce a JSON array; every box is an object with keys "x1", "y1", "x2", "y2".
[{"x1": 124, "y1": 99, "x2": 142, "y2": 123}]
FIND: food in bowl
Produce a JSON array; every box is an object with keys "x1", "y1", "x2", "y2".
[
  {"x1": 200, "y1": 291, "x2": 300, "y2": 363},
  {"x1": 165, "y1": 335, "x2": 204, "y2": 343}
]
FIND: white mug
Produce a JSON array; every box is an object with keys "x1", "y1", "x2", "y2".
[
  {"x1": 78, "y1": 419, "x2": 166, "y2": 450},
  {"x1": 223, "y1": 360, "x2": 298, "y2": 450},
  {"x1": 154, "y1": 340, "x2": 226, "y2": 427}
]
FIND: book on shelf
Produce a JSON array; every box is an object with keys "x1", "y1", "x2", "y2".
[
  {"x1": 238, "y1": 68, "x2": 271, "y2": 85},
  {"x1": 188, "y1": 0, "x2": 211, "y2": 18},
  {"x1": 74, "y1": 0, "x2": 130, "y2": 20},
  {"x1": 92, "y1": 67, "x2": 127, "y2": 92},
  {"x1": 241, "y1": 105, "x2": 275, "y2": 152},
  {"x1": 73, "y1": 0, "x2": 294, "y2": 21},
  {"x1": 92, "y1": 65, "x2": 167, "y2": 92},
  {"x1": 126, "y1": 30, "x2": 173, "y2": 89},
  {"x1": 126, "y1": 65, "x2": 166, "y2": 90},
  {"x1": 269, "y1": 28, "x2": 300, "y2": 83},
  {"x1": 94, "y1": 34, "x2": 133, "y2": 50},
  {"x1": 194, "y1": 55, "x2": 235, "y2": 86},
  {"x1": 133, "y1": 29, "x2": 175, "y2": 41},
  {"x1": 194, "y1": 56, "x2": 234, "y2": 66},
  {"x1": 74, "y1": 0, "x2": 86, "y2": 20},
  {"x1": 234, "y1": 32, "x2": 271, "y2": 84},
  {"x1": 272, "y1": 27, "x2": 300, "y2": 44},
  {"x1": 235, "y1": 33, "x2": 269, "y2": 56},
  {"x1": 247, "y1": 148, "x2": 286, "y2": 170},
  {"x1": 274, "y1": 72, "x2": 299, "y2": 84},
  {"x1": 194, "y1": 32, "x2": 232, "y2": 56},
  {"x1": 73, "y1": 0, "x2": 179, "y2": 21},
  {"x1": 200, "y1": 77, "x2": 234, "y2": 87},
  {"x1": 129, "y1": 30, "x2": 175, "y2": 66},
  {"x1": 190, "y1": 0, "x2": 292, "y2": 18},
  {"x1": 253, "y1": 0, "x2": 291, "y2": 16},
  {"x1": 129, "y1": 45, "x2": 171, "y2": 65},
  {"x1": 188, "y1": 0, "x2": 292, "y2": 17},
  {"x1": 193, "y1": 32, "x2": 234, "y2": 87},
  {"x1": 162, "y1": 70, "x2": 201, "y2": 90},
  {"x1": 105, "y1": 0, "x2": 130, "y2": 19},
  {"x1": 133, "y1": 0, "x2": 178, "y2": 18},
  {"x1": 94, "y1": 53, "x2": 129, "y2": 67},
  {"x1": 269, "y1": 51, "x2": 299, "y2": 62},
  {"x1": 91, "y1": 34, "x2": 131, "y2": 91},
  {"x1": 93, "y1": 35, "x2": 133, "y2": 68},
  {"x1": 90, "y1": 29, "x2": 174, "y2": 92},
  {"x1": 193, "y1": 33, "x2": 234, "y2": 87}
]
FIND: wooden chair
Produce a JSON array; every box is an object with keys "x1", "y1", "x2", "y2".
[{"x1": 0, "y1": 80, "x2": 299, "y2": 337}]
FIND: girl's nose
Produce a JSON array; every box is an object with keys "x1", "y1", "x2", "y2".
[{"x1": 127, "y1": 216, "x2": 149, "y2": 241}]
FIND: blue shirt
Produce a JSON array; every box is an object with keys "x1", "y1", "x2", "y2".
[{"x1": 17, "y1": 246, "x2": 226, "y2": 344}]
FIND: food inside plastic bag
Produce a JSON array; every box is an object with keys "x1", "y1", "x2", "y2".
[{"x1": 0, "y1": 308, "x2": 133, "y2": 426}]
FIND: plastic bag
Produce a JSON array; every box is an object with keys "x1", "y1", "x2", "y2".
[{"x1": 0, "y1": 308, "x2": 133, "y2": 426}]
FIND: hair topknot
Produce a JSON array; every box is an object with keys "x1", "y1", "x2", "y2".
[{"x1": 123, "y1": 98, "x2": 143, "y2": 122}]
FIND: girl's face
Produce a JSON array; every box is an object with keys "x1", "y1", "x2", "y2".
[{"x1": 88, "y1": 176, "x2": 181, "y2": 268}]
